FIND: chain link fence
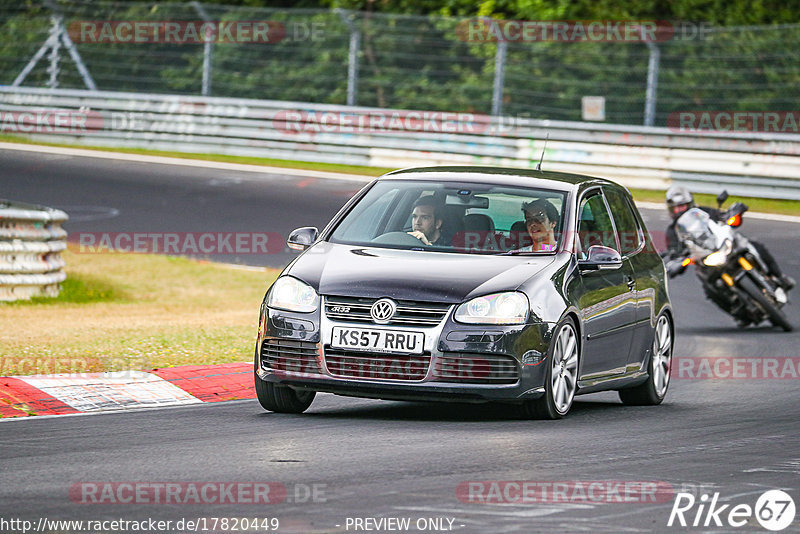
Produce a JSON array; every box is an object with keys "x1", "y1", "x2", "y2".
[{"x1": 1, "y1": 0, "x2": 799, "y2": 126}]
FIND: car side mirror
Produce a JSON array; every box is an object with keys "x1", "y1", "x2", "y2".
[
  {"x1": 578, "y1": 245, "x2": 623, "y2": 271},
  {"x1": 287, "y1": 227, "x2": 318, "y2": 251}
]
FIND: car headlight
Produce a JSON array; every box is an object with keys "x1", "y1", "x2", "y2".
[
  {"x1": 454, "y1": 292, "x2": 529, "y2": 325},
  {"x1": 703, "y1": 239, "x2": 733, "y2": 267},
  {"x1": 267, "y1": 276, "x2": 319, "y2": 313}
]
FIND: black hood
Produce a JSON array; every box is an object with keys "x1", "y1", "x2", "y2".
[{"x1": 285, "y1": 242, "x2": 554, "y2": 303}]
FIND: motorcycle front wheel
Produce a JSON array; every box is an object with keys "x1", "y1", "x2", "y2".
[{"x1": 738, "y1": 275, "x2": 793, "y2": 332}]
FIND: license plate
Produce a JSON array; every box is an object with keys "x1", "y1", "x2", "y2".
[{"x1": 331, "y1": 326, "x2": 425, "y2": 354}]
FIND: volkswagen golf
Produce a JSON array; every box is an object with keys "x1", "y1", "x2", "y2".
[{"x1": 254, "y1": 166, "x2": 673, "y2": 419}]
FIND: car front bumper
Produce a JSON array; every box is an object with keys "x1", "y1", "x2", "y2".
[{"x1": 255, "y1": 303, "x2": 557, "y2": 403}]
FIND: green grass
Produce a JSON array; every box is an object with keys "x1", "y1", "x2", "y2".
[
  {"x1": 1, "y1": 135, "x2": 797, "y2": 215},
  {"x1": 12, "y1": 274, "x2": 126, "y2": 305}
]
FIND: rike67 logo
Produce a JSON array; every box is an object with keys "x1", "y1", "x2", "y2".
[{"x1": 668, "y1": 490, "x2": 796, "y2": 531}]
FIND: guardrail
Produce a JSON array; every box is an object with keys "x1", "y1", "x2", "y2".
[
  {"x1": 1, "y1": 86, "x2": 800, "y2": 199},
  {"x1": 0, "y1": 199, "x2": 68, "y2": 301}
]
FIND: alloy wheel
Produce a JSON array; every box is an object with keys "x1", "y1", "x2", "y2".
[
  {"x1": 551, "y1": 323, "x2": 579, "y2": 414},
  {"x1": 652, "y1": 315, "x2": 672, "y2": 397}
]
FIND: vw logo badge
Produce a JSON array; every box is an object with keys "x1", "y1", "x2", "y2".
[{"x1": 370, "y1": 298, "x2": 397, "y2": 324}]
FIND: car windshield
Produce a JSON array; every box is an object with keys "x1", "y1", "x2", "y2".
[{"x1": 328, "y1": 180, "x2": 567, "y2": 254}]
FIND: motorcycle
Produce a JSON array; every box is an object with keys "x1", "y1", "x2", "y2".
[{"x1": 663, "y1": 191, "x2": 793, "y2": 331}]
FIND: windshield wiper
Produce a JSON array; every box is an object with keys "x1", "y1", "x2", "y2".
[
  {"x1": 499, "y1": 248, "x2": 558, "y2": 255},
  {"x1": 499, "y1": 249, "x2": 539, "y2": 255}
]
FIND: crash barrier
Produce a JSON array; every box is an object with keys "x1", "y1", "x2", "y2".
[
  {"x1": 0, "y1": 199, "x2": 68, "y2": 301},
  {"x1": 1, "y1": 86, "x2": 800, "y2": 200}
]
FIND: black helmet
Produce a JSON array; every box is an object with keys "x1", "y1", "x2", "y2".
[{"x1": 666, "y1": 185, "x2": 694, "y2": 219}]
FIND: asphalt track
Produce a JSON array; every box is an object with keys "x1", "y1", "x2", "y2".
[{"x1": 1, "y1": 148, "x2": 799, "y2": 533}]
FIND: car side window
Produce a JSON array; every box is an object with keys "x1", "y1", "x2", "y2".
[
  {"x1": 577, "y1": 191, "x2": 618, "y2": 258},
  {"x1": 604, "y1": 188, "x2": 642, "y2": 255}
]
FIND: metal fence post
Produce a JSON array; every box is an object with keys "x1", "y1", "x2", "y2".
[
  {"x1": 192, "y1": 2, "x2": 213, "y2": 97},
  {"x1": 347, "y1": 26, "x2": 361, "y2": 106},
  {"x1": 13, "y1": 1, "x2": 96, "y2": 90},
  {"x1": 491, "y1": 40, "x2": 507, "y2": 117},
  {"x1": 644, "y1": 40, "x2": 660, "y2": 126},
  {"x1": 47, "y1": 17, "x2": 61, "y2": 89}
]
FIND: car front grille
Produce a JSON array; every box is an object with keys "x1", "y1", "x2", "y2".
[
  {"x1": 432, "y1": 353, "x2": 520, "y2": 384},
  {"x1": 324, "y1": 349, "x2": 431, "y2": 381},
  {"x1": 324, "y1": 295, "x2": 450, "y2": 327},
  {"x1": 261, "y1": 338, "x2": 322, "y2": 375}
]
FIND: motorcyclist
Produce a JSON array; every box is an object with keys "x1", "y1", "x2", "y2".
[{"x1": 664, "y1": 185, "x2": 795, "y2": 290}]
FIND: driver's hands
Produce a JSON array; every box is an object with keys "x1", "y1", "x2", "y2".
[{"x1": 407, "y1": 230, "x2": 431, "y2": 245}]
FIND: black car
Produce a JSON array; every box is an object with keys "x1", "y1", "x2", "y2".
[{"x1": 254, "y1": 166, "x2": 673, "y2": 419}]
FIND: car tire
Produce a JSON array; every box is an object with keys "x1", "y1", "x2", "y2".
[
  {"x1": 523, "y1": 316, "x2": 579, "y2": 420},
  {"x1": 619, "y1": 313, "x2": 673, "y2": 406},
  {"x1": 254, "y1": 371, "x2": 315, "y2": 414}
]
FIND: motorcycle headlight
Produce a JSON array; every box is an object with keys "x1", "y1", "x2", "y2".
[
  {"x1": 703, "y1": 239, "x2": 733, "y2": 267},
  {"x1": 267, "y1": 276, "x2": 319, "y2": 313},
  {"x1": 455, "y1": 292, "x2": 529, "y2": 325}
]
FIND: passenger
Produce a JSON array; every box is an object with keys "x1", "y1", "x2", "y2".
[
  {"x1": 407, "y1": 195, "x2": 448, "y2": 246},
  {"x1": 517, "y1": 199, "x2": 559, "y2": 252}
]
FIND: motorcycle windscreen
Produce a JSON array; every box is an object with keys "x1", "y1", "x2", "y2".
[{"x1": 675, "y1": 208, "x2": 719, "y2": 256}]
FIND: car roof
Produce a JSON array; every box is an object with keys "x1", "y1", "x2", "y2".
[{"x1": 380, "y1": 166, "x2": 622, "y2": 194}]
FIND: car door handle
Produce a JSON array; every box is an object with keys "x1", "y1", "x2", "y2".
[{"x1": 627, "y1": 277, "x2": 635, "y2": 290}]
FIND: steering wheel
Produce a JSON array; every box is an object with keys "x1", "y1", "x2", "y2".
[{"x1": 371, "y1": 231, "x2": 428, "y2": 246}]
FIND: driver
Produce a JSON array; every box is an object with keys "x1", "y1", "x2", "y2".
[
  {"x1": 665, "y1": 185, "x2": 794, "y2": 290},
  {"x1": 517, "y1": 199, "x2": 559, "y2": 252},
  {"x1": 407, "y1": 195, "x2": 447, "y2": 246}
]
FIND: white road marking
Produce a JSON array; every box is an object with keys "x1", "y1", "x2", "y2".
[
  {"x1": 743, "y1": 458, "x2": 800, "y2": 475},
  {"x1": 50, "y1": 205, "x2": 120, "y2": 221},
  {"x1": 19, "y1": 371, "x2": 202, "y2": 412},
  {"x1": 0, "y1": 398, "x2": 254, "y2": 423}
]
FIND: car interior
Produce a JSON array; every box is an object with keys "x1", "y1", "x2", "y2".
[{"x1": 330, "y1": 183, "x2": 567, "y2": 253}]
